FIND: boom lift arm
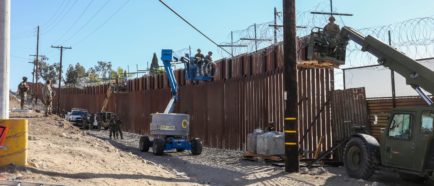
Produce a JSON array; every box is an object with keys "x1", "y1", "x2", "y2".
[
  {"x1": 338, "y1": 27, "x2": 434, "y2": 106},
  {"x1": 161, "y1": 49, "x2": 179, "y2": 113}
]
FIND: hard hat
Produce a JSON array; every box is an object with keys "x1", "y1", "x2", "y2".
[
  {"x1": 22, "y1": 76, "x2": 27, "y2": 81},
  {"x1": 197, "y1": 49, "x2": 201, "y2": 52},
  {"x1": 329, "y1": 16, "x2": 336, "y2": 22}
]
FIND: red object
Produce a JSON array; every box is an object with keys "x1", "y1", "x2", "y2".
[{"x1": 0, "y1": 126, "x2": 9, "y2": 147}]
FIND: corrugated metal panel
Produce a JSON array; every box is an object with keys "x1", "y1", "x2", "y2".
[{"x1": 27, "y1": 44, "x2": 336, "y2": 152}]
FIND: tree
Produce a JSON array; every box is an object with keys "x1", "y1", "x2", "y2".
[
  {"x1": 86, "y1": 67, "x2": 100, "y2": 83},
  {"x1": 75, "y1": 63, "x2": 86, "y2": 78},
  {"x1": 64, "y1": 64, "x2": 77, "y2": 86},
  {"x1": 95, "y1": 61, "x2": 112, "y2": 80},
  {"x1": 150, "y1": 53, "x2": 159, "y2": 75},
  {"x1": 38, "y1": 61, "x2": 60, "y2": 84},
  {"x1": 64, "y1": 63, "x2": 88, "y2": 87}
]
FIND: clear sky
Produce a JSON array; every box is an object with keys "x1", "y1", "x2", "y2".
[{"x1": 9, "y1": 0, "x2": 434, "y2": 88}]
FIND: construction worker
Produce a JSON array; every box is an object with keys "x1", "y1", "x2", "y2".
[
  {"x1": 323, "y1": 16, "x2": 341, "y2": 56},
  {"x1": 17, "y1": 76, "x2": 30, "y2": 110},
  {"x1": 205, "y1": 51, "x2": 213, "y2": 63},
  {"x1": 42, "y1": 80, "x2": 53, "y2": 116},
  {"x1": 194, "y1": 49, "x2": 205, "y2": 62},
  {"x1": 323, "y1": 16, "x2": 340, "y2": 38}
]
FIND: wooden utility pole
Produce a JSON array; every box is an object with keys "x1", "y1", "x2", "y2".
[
  {"x1": 273, "y1": 7, "x2": 278, "y2": 43},
  {"x1": 51, "y1": 45, "x2": 71, "y2": 114},
  {"x1": 34, "y1": 26, "x2": 40, "y2": 104},
  {"x1": 283, "y1": 0, "x2": 299, "y2": 172}
]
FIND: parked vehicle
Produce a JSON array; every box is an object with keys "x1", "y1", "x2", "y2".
[{"x1": 68, "y1": 109, "x2": 88, "y2": 123}]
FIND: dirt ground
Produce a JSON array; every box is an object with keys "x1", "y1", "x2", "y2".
[{"x1": 0, "y1": 96, "x2": 432, "y2": 186}]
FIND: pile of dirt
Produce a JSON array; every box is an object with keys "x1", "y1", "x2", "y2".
[{"x1": 1, "y1": 97, "x2": 200, "y2": 186}]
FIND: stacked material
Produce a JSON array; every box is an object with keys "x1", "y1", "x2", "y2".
[
  {"x1": 246, "y1": 129, "x2": 264, "y2": 153},
  {"x1": 256, "y1": 132, "x2": 285, "y2": 156}
]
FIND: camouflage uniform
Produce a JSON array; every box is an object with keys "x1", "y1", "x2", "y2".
[
  {"x1": 17, "y1": 77, "x2": 29, "y2": 110},
  {"x1": 109, "y1": 116, "x2": 123, "y2": 140},
  {"x1": 194, "y1": 49, "x2": 205, "y2": 62},
  {"x1": 323, "y1": 16, "x2": 341, "y2": 56},
  {"x1": 323, "y1": 16, "x2": 340, "y2": 38},
  {"x1": 205, "y1": 51, "x2": 213, "y2": 63},
  {"x1": 42, "y1": 80, "x2": 53, "y2": 116}
]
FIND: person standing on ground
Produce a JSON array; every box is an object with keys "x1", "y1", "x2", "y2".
[
  {"x1": 17, "y1": 76, "x2": 30, "y2": 110},
  {"x1": 109, "y1": 115, "x2": 124, "y2": 140},
  {"x1": 115, "y1": 116, "x2": 124, "y2": 140},
  {"x1": 42, "y1": 80, "x2": 53, "y2": 116}
]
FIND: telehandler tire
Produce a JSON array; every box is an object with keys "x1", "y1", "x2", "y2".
[{"x1": 343, "y1": 137, "x2": 376, "y2": 179}]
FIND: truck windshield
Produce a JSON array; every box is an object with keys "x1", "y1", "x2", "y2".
[{"x1": 71, "y1": 111, "x2": 83, "y2": 115}]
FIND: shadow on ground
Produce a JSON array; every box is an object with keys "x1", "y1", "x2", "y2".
[
  {"x1": 323, "y1": 167, "x2": 432, "y2": 186},
  {"x1": 90, "y1": 133, "x2": 294, "y2": 186}
]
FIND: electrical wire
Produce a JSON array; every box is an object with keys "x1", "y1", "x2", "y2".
[
  {"x1": 54, "y1": 1, "x2": 95, "y2": 43},
  {"x1": 72, "y1": 0, "x2": 131, "y2": 46},
  {"x1": 158, "y1": 0, "x2": 232, "y2": 57},
  {"x1": 59, "y1": 0, "x2": 111, "y2": 45},
  {"x1": 42, "y1": 0, "x2": 79, "y2": 35}
]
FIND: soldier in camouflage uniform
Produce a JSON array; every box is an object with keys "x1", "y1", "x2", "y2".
[
  {"x1": 323, "y1": 16, "x2": 340, "y2": 38},
  {"x1": 109, "y1": 115, "x2": 124, "y2": 140},
  {"x1": 42, "y1": 80, "x2": 54, "y2": 116},
  {"x1": 17, "y1": 77, "x2": 30, "y2": 110},
  {"x1": 323, "y1": 16, "x2": 341, "y2": 56}
]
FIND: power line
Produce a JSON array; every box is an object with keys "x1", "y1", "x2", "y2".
[
  {"x1": 42, "y1": 0, "x2": 78, "y2": 35},
  {"x1": 59, "y1": 0, "x2": 111, "y2": 45},
  {"x1": 40, "y1": 0, "x2": 68, "y2": 30},
  {"x1": 72, "y1": 0, "x2": 131, "y2": 46},
  {"x1": 158, "y1": 0, "x2": 232, "y2": 56},
  {"x1": 54, "y1": 1, "x2": 95, "y2": 43}
]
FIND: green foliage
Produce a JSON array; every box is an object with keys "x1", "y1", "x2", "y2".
[
  {"x1": 150, "y1": 53, "x2": 160, "y2": 75},
  {"x1": 86, "y1": 67, "x2": 100, "y2": 83},
  {"x1": 95, "y1": 61, "x2": 112, "y2": 79},
  {"x1": 38, "y1": 61, "x2": 60, "y2": 84},
  {"x1": 64, "y1": 63, "x2": 87, "y2": 86}
]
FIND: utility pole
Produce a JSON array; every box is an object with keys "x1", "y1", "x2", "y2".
[
  {"x1": 35, "y1": 26, "x2": 39, "y2": 104},
  {"x1": 0, "y1": 0, "x2": 10, "y2": 119},
  {"x1": 51, "y1": 45, "x2": 72, "y2": 114},
  {"x1": 283, "y1": 0, "x2": 299, "y2": 172},
  {"x1": 273, "y1": 7, "x2": 278, "y2": 44}
]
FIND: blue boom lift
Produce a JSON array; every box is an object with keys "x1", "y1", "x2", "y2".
[{"x1": 138, "y1": 49, "x2": 214, "y2": 156}]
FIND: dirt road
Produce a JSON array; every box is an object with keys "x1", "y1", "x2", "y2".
[{"x1": 0, "y1": 96, "x2": 431, "y2": 185}]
